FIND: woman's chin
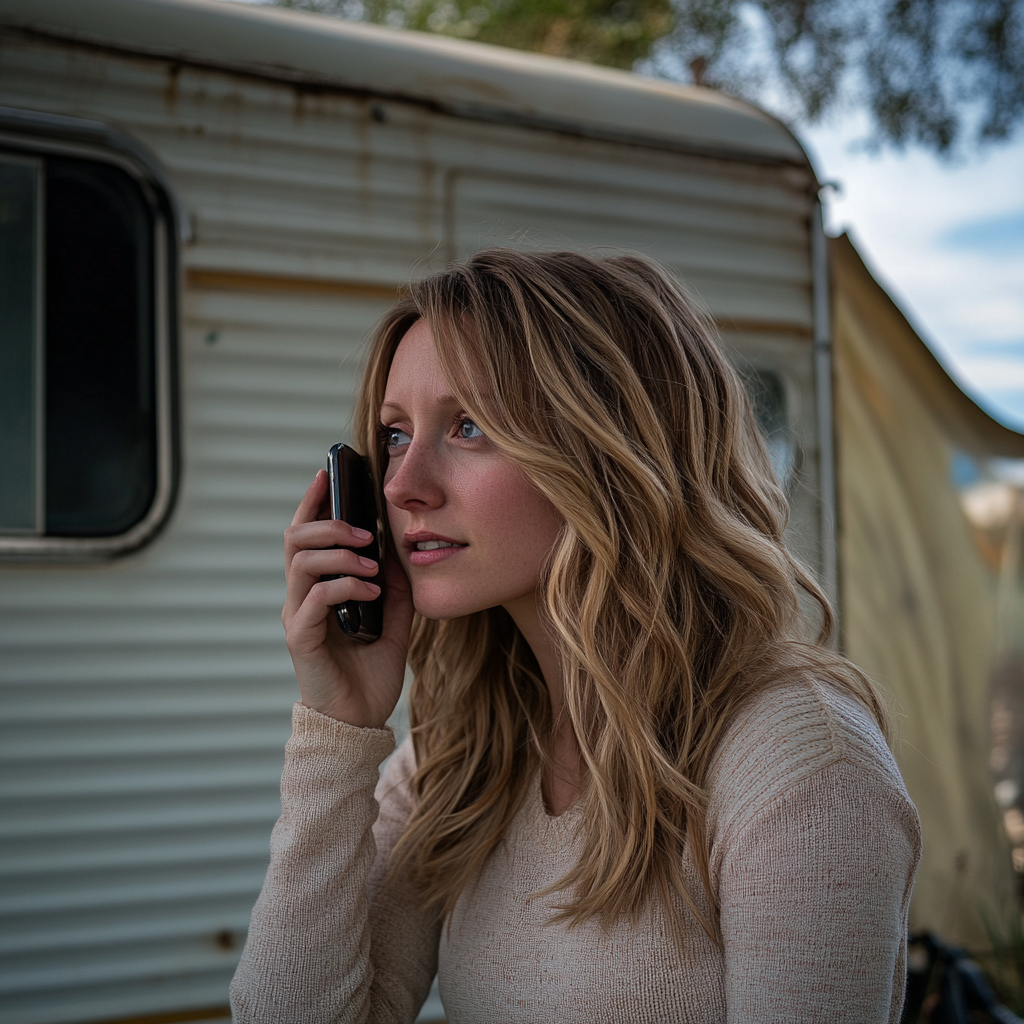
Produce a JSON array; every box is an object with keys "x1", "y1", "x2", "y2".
[
  {"x1": 409, "y1": 578, "x2": 535, "y2": 623},
  {"x1": 410, "y1": 589, "x2": 486, "y2": 622}
]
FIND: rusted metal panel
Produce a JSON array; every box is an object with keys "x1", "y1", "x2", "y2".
[
  {"x1": 0, "y1": 0, "x2": 805, "y2": 165},
  {"x1": 0, "y1": 6, "x2": 820, "y2": 1022}
]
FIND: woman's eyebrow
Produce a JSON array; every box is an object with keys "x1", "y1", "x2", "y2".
[{"x1": 380, "y1": 394, "x2": 461, "y2": 416}]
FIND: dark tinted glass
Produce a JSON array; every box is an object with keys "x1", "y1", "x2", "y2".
[
  {"x1": 741, "y1": 368, "x2": 796, "y2": 489},
  {"x1": 45, "y1": 158, "x2": 156, "y2": 536}
]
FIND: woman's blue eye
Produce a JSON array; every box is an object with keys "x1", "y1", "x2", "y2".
[
  {"x1": 386, "y1": 428, "x2": 411, "y2": 449},
  {"x1": 458, "y1": 419, "x2": 484, "y2": 440}
]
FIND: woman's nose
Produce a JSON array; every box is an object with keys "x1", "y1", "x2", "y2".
[{"x1": 383, "y1": 441, "x2": 446, "y2": 511}]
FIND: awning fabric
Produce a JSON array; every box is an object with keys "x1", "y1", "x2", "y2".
[{"x1": 832, "y1": 233, "x2": 1024, "y2": 949}]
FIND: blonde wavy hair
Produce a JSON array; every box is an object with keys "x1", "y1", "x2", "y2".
[{"x1": 354, "y1": 248, "x2": 889, "y2": 941}]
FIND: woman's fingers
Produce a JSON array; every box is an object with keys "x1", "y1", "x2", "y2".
[
  {"x1": 287, "y1": 469, "x2": 374, "y2": 545},
  {"x1": 282, "y1": 474, "x2": 382, "y2": 629},
  {"x1": 291, "y1": 547, "x2": 379, "y2": 580},
  {"x1": 291, "y1": 468, "x2": 328, "y2": 528},
  {"x1": 284, "y1": 574, "x2": 382, "y2": 639},
  {"x1": 284, "y1": 518, "x2": 374, "y2": 563},
  {"x1": 283, "y1": 546, "x2": 379, "y2": 622},
  {"x1": 283, "y1": 564, "x2": 381, "y2": 628},
  {"x1": 280, "y1": 476, "x2": 408, "y2": 728}
]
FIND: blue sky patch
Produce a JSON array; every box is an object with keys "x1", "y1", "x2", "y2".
[
  {"x1": 949, "y1": 451, "x2": 981, "y2": 489},
  {"x1": 940, "y1": 209, "x2": 1024, "y2": 255},
  {"x1": 962, "y1": 337, "x2": 1024, "y2": 358}
]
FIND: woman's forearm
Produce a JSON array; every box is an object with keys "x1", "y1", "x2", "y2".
[{"x1": 230, "y1": 704, "x2": 433, "y2": 1024}]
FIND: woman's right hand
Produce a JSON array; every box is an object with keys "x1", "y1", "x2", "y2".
[{"x1": 282, "y1": 469, "x2": 414, "y2": 729}]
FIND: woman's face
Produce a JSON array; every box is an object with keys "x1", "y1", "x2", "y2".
[{"x1": 381, "y1": 319, "x2": 562, "y2": 621}]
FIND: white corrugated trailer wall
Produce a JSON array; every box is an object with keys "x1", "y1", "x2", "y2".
[{"x1": 0, "y1": 25, "x2": 817, "y2": 1024}]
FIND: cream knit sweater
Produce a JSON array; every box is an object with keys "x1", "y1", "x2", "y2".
[{"x1": 231, "y1": 679, "x2": 921, "y2": 1023}]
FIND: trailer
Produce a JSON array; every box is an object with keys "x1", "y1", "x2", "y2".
[{"x1": 2, "y1": 0, "x2": 1007, "y2": 1021}]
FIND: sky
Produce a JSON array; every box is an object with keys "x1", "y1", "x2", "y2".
[{"x1": 799, "y1": 117, "x2": 1024, "y2": 430}]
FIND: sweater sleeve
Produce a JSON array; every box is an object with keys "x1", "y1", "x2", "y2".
[
  {"x1": 230, "y1": 703, "x2": 441, "y2": 1024},
  {"x1": 708, "y1": 683, "x2": 922, "y2": 1024}
]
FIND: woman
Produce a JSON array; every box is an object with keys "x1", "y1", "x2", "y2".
[{"x1": 231, "y1": 249, "x2": 921, "y2": 1023}]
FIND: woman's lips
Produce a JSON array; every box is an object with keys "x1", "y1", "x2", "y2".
[
  {"x1": 408, "y1": 542, "x2": 466, "y2": 567},
  {"x1": 402, "y1": 531, "x2": 466, "y2": 567}
]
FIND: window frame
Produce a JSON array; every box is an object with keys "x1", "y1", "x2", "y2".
[{"x1": 0, "y1": 106, "x2": 181, "y2": 560}]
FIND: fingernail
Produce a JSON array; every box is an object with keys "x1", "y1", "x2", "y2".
[
  {"x1": 358, "y1": 556, "x2": 377, "y2": 570},
  {"x1": 365, "y1": 582, "x2": 381, "y2": 595},
  {"x1": 351, "y1": 527, "x2": 373, "y2": 540}
]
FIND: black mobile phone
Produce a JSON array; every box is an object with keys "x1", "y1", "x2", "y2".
[{"x1": 322, "y1": 443, "x2": 385, "y2": 644}]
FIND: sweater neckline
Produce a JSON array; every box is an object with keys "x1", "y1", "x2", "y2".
[{"x1": 526, "y1": 768, "x2": 583, "y2": 834}]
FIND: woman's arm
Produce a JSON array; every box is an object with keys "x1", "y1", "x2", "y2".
[
  {"x1": 230, "y1": 707, "x2": 440, "y2": 1024},
  {"x1": 232, "y1": 464, "x2": 428, "y2": 1024},
  {"x1": 707, "y1": 682, "x2": 922, "y2": 1024},
  {"x1": 717, "y1": 758, "x2": 920, "y2": 1023},
  {"x1": 232, "y1": 467, "x2": 430, "y2": 1023}
]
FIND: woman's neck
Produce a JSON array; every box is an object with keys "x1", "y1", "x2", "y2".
[{"x1": 504, "y1": 594, "x2": 581, "y2": 816}]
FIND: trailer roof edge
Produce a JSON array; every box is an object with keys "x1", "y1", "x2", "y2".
[{"x1": 0, "y1": 0, "x2": 810, "y2": 169}]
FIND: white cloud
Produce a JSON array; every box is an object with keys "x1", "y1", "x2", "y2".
[
  {"x1": 953, "y1": 357, "x2": 1024, "y2": 392},
  {"x1": 800, "y1": 117, "x2": 1024, "y2": 395}
]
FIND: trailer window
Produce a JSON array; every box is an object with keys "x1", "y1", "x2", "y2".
[
  {"x1": 0, "y1": 147, "x2": 172, "y2": 554},
  {"x1": 742, "y1": 368, "x2": 797, "y2": 490}
]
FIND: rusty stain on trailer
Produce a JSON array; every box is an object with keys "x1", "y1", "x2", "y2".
[
  {"x1": 355, "y1": 96, "x2": 373, "y2": 221},
  {"x1": 164, "y1": 62, "x2": 181, "y2": 115},
  {"x1": 187, "y1": 268, "x2": 405, "y2": 299},
  {"x1": 292, "y1": 86, "x2": 307, "y2": 123}
]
